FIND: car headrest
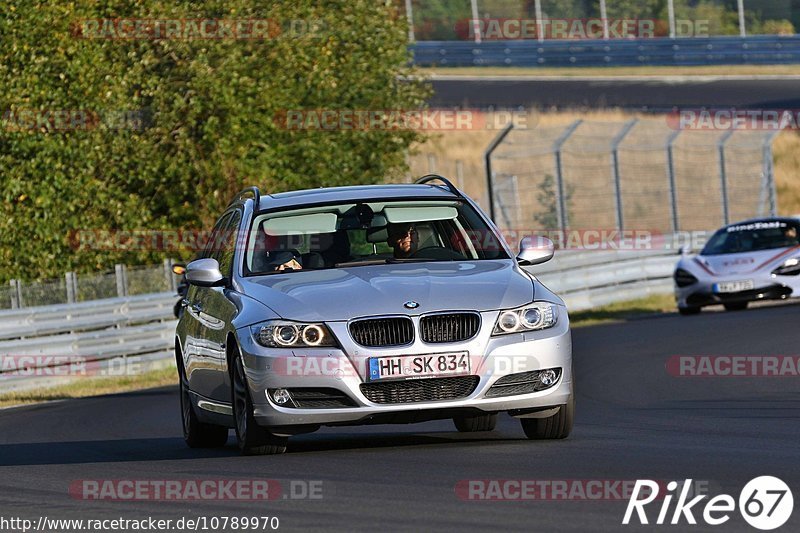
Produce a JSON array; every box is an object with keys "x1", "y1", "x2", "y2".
[{"x1": 366, "y1": 227, "x2": 388, "y2": 243}]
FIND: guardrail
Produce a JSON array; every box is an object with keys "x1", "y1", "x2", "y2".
[
  {"x1": 526, "y1": 247, "x2": 678, "y2": 312},
  {"x1": 0, "y1": 293, "x2": 177, "y2": 393},
  {"x1": 411, "y1": 35, "x2": 800, "y2": 67}
]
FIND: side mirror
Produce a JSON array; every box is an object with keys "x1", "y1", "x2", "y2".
[
  {"x1": 517, "y1": 236, "x2": 555, "y2": 266},
  {"x1": 185, "y1": 258, "x2": 225, "y2": 287}
]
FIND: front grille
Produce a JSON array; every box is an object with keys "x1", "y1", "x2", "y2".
[
  {"x1": 420, "y1": 313, "x2": 480, "y2": 343},
  {"x1": 349, "y1": 317, "x2": 414, "y2": 347},
  {"x1": 360, "y1": 376, "x2": 479, "y2": 404},
  {"x1": 286, "y1": 388, "x2": 356, "y2": 409},
  {"x1": 485, "y1": 369, "x2": 562, "y2": 398}
]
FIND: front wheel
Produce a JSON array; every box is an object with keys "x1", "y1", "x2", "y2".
[
  {"x1": 453, "y1": 413, "x2": 497, "y2": 432},
  {"x1": 180, "y1": 368, "x2": 228, "y2": 448},
  {"x1": 520, "y1": 395, "x2": 574, "y2": 440},
  {"x1": 232, "y1": 353, "x2": 287, "y2": 455}
]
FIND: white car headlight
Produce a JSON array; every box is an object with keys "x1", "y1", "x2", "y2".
[
  {"x1": 492, "y1": 302, "x2": 558, "y2": 336},
  {"x1": 250, "y1": 320, "x2": 337, "y2": 348}
]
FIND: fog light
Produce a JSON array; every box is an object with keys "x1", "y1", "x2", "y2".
[
  {"x1": 539, "y1": 369, "x2": 558, "y2": 386},
  {"x1": 272, "y1": 389, "x2": 291, "y2": 405}
]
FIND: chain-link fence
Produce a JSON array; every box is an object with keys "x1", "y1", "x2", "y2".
[
  {"x1": 486, "y1": 119, "x2": 778, "y2": 233},
  {"x1": 1, "y1": 260, "x2": 180, "y2": 310}
]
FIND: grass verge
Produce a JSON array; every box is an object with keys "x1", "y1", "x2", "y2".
[
  {"x1": 0, "y1": 365, "x2": 176, "y2": 409},
  {"x1": 569, "y1": 293, "x2": 675, "y2": 328},
  {"x1": 419, "y1": 65, "x2": 800, "y2": 77}
]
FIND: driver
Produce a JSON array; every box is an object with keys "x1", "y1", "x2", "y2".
[{"x1": 387, "y1": 223, "x2": 418, "y2": 259}]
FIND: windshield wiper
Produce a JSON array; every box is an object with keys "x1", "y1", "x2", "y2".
[{"x1": 334, "y1": 257, "x2": 450, "y2": 267}]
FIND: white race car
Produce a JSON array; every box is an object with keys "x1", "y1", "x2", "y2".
[{"x1": 674, "y1": 217, "x2": 800, "y2": 315}]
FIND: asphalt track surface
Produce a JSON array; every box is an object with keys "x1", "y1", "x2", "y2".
[
  {"x1": 429, "y1": 76, "x2": 800, "y2": 111},
  {"x1": 1, "y1": 302, "x2": 798, "y2": 532}
]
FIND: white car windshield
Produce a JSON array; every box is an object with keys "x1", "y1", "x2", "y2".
[{"x1": 701, "y1": 220, "x2": 800, "y2": 256}]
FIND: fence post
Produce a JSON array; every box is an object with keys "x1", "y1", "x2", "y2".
[
  {"x1": 427, "y1": 153, "x2": 437, "y2": 174},
  {"x1": 666, "y1": 129, "x2": 682, "y2": 233},
  {"x1": 610, "y1": 119, "x2": 638, "y2": 231},
  {"x1": 65, "y1": 272, "x2": 77, "y2": 304},
  {"x1": 164, "y1": 258, "x2": 176, "y2": 293},
  {"x1": 553, "y1": 120, "x2": 583, "y2": 234},
  {"x1": 483, "y1": 122, "x2": 514, "y2": 222},
  {"x1": 9, "y1": 279, "x2": 22, "y2": 309},
  {"x1": 761, "y1": 130, "x2": 780, "y2": 217},
  {"x1": 115, "y1": 264, "x2": 128, "y2": 297},
  {"x1": 717, "y1": 130, "x2": 734, "y2": 225},
  {"x1": 404, "y1": 0, "x2": 414, "y2": 42},
  {"x1": 455, "y1": 159, "x2": 465, "y2": 191}
]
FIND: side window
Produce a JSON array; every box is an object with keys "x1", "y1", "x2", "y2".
[
  {"x1": 199, "y1": 213, "x2": 231, "y2": 260},
  {"x1": 216, "y1": 210, "x2": 242, "y2": 278}
]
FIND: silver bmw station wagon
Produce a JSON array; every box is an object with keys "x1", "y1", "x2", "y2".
[{"x1": 176, "y1": 176, "x2": 574, "y2": 455}]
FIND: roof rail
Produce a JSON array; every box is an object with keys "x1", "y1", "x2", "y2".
[
  {"x1": 415, "y1": 174, "x2": 461, "y2": 195},
  {"x1": 231, "y1": 186, "x2": 261, "y2": 210}
]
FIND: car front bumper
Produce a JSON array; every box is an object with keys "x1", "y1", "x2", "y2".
[{"x1": 236, "y1": 309, "x2": 573, "y2": 429}]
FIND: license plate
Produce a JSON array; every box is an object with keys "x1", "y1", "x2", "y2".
[
  {"x1": 368, "y1": 352, "x2": 470, "y2": 381},
  {"x1": 713, "y1": 279, "x2": 754, "y2": 293}
]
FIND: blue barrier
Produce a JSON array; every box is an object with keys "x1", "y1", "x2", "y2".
[{"x1": 411, "y1": 36, "x2": 800, "y2": 67}]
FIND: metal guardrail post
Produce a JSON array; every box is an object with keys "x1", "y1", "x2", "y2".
[
  {"x1": 404, "y1": 0, "x2": 414, "y2": 42},
  {"x1": 9, "y1": 279, "x2": 22, "y2": 309},
  {"x1": 427, "y1": 153, "x2": 437, "y2": 174},
  {"x1": 762, "y1": 130, "x2": 781, "y2": 217},
  {"x1": 553, "y1": 120, "x2": 583, "y2": 234},
  {"x1": 717, "y1": 130, "x2": 734, "y2": 225},
  {"x1": 115, "y1": 264, "x2": 129, "y2": 297},
  {"x1": 666, "y1": 129, "x2": 682, "y2": 232},
  {"x1": 610, "y1": 119, "x2": 638, "y2": 231},
  {"x1": 483, "y1": 122, "x2": 514, "y2": 222},
  {"x1": 65, "y1": 272, "x2": 77, "y2": 304}
]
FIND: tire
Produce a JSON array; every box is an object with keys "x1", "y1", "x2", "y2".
[
  {"x1": 520, "y1": 395, "x2": 574, "y2": 440},
  {"x1": 179, "y1": 366, "x2": 229, "y2": 448},
  {"x1": 678, "y1": 306, "x2": 701, "y2": 316},
  {"x1": 232, "y1": 352, "x2": 287, "y2": 455},
  {"x1": 724, "y1": 301, "x2": 748, "y2": 311},
  {"x1": 453, "y1": 413, "x2": 497, "y2": 432}
]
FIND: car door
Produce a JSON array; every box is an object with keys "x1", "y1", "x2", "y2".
[
  {"x1": 183, "y1": 212, "x2": 232, "y2": 400},
  {"x1": 201, "y1": 208, "x2": 243, "y2": 402}
]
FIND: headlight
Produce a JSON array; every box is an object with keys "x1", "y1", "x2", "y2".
[
  {"x1": 772, "y1": 257, "x2": 800, "y2": 276},
  {"x1": 674, "y1": 268, "x2": 698, "y2": 287},
  {"x1": 492, "y1": 302, "x2": 558, "y2": 336},
  {"x1": 250, "y1": 320, "x2": 337, "y2": 348}
]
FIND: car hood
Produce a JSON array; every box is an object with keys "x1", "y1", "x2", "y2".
[
  {"x1": 237, "y1": 260, "x2": 534, "y2": 322},
  {"x1": 692, "y1": 246, "x2": 800, "y2": 276}
]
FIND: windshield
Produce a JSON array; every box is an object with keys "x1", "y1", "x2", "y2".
[
  {"x1": 701, "y1": 220, "x2": 800, "y2": 256},
  {"x1": 243, "y1": 199, "x2": 509, "y2": 275}
]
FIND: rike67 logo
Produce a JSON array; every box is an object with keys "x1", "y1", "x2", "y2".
[{"x1": 623, "y1": 477, "x2": 793, "y2": 530}]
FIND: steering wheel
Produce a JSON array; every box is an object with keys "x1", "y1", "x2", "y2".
[
  {"x1": 411, "y1": 246, "x2": 465, "y2": 261},
  {"x1": 264, "y1": 249, "x2": 300, "y2": 271}
]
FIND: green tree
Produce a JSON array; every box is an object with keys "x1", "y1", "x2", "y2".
[{"x1": 0, "y1": 0, "x2": 430, "y2": 282}]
